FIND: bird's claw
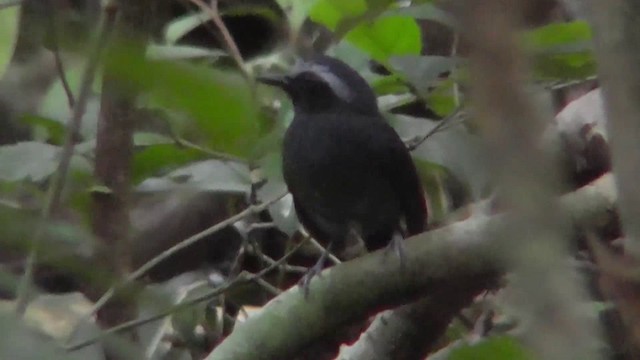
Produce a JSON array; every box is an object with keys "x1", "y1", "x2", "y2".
[
  {"x1": 299, "y1": 245, "x2": 331, "y2": 298},
  {"x1": 384, "y1": 232, "x2": 406, "y2": 269},
  {"x1": 298, "y1": 261, "x2": 324, "y2": 298}
]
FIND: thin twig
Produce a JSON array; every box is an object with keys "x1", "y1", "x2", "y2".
[
  {"x1": 227, "y1": 242, "x2": 247, "y2": 280},
  {"x1": 76, "y1": 192, "x2": 287, "y2": 328},
  {"x1": 174, "y1": 137, "x2": 247, "y2": 163},
  {"x1": 250, "y1": 249, "x2": 308, "y2": 274},
  {"x1": 451, "y1": 33, "x2": 461, "y2": 107},
  {"x1": 45, "y1": 0, "x2": 76, "y2": 108},
  {"x1": 546, "y1": 75, "x2": 598, "y2": 90},
  {"x1": 253, "y1": 277, "x2": 282, "y2": 296},
  {"x1": 145, "y1": 280, "x2": 209, "y2": 359},
  {"x1": 187, "y1": 0, "x2": 250, "y2": 80},
  {"x1": 66, "y1": 238, "x2": 306, "y2": 351},
  {"x1": 14, "y1": 9, "x2": 116, "y2": 316},
  {"x1": 406, "y1": 107, "x2": 464, "y2": 151},
  {"x1": 308, "y1": 237, "x2": 341, "y2": 265}
]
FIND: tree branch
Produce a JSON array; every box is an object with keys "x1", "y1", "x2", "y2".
[
  {"x1": 587, "y1": 0, "x2": 640, "y2": 258},
  {"x1": 90, "y1": 0, "x2": 152, "y2": 338},
  {"x1": 14, "y1": 2, "x2": 115, "y2": 315},
  {"x1": 205, "y1": 174, "x2": 616, "y2": 360},
  {"x1": 460, "y1": 1, "x2": 603, "y2": 359},
  {"x1": 338, "y1": 280, "x2": 492, "y2": 360}
]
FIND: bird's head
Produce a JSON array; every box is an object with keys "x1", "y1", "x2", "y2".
[{"x1": 257, "y1": 55, "x2": 379, "y2": 115}]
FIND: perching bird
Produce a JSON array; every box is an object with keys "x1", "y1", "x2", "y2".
[{"x1": 257, "y1": 55, "x2": 427, "y2": 291}]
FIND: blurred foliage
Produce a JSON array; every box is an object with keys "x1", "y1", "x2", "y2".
[
  {"x1": 525, "y1": 21, "x2": 596, "y2": 79},
  {"x1": 106, "y1": 44, "x2": 259, "y2": 157},
  {"x1": 0, "y1": 0, "x2": 602, "y2": 359},
  {"x1": 310, "y1": 0, "x2": 421, "y2": 63},
  {"x1": 0, "y1": 3, "x2": 18, "y2": 77},
  {"x1": 449, "y1": 337, "x2": 533, "y2": 360}
]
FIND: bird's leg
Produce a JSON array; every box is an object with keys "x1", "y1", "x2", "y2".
[
  {"x1": 299, "y1": 241, "x2": 334, "y2": 297},
  {"x1": 384, "y1": 231, "x2": 406, "y2": 269}
]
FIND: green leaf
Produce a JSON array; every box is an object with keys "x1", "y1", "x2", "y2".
[
  {"x1": 525, "y1": 21, "x2": 592, "y2": 50},
  {"x1": 87, "y1": 185, "x2": 112, "y2": 195},
  {"x1": 450, "y1": 337, "x2": 532, "y2": 360},
  {"x1": 384, "y1": 2, "x2": 455, "y2": 28},
  {"x1": 0, "y1": 142, "x2": 90, "y2": 183},
  {"x1": 40, "y1": 66, "x2": 101, "y2": 140},
  {"x1": 147, "y1": 44, "x2": 226, "y2": 61},
  {"x1": 132, "y1": 144, "x2": 205, "y2": 183},
  {"x1": 310, "y1": 0, "x2": 419, "y2": 62},
  {"x1": 523, "y1": 21, "x2": 595, "y2": 80},
  {"x1": 0, "y1": 142, "x2": 60, "y2": 182},
  {"x1": 0, "y1": 312, "x2": 86, "y2": 360},
  {"x1": 413, "y1": 159, "x2": 451, "y2": 221},
  {"x1": 345, "y1": 16, "x2": 421, "y2": 63},
  {"x1": 389, "y1": 55, "x2": 456, "y2": 94},
  {"x1": 137, "y1": 160, "x2": 251, "y2": 194},
  {"x1": 371, "y1": 74, "x2": 408, "y2": 95},
  {"x1": 0, "y1": 4, "x2": 19, "y2": 78},
  {"x1": 20, "y1": 114, "x2": 66, "y2": 145},
  {"x1": 390, "y1": 114, "x2": 489, "y2": 200},
  {"x1": 133, "y1": 132, "x2": 175, "y2": 147},
  {"x1": 532, "y1": 52, "x2": 596, "y2": 80},
  {"x1": 309, "y1": 0, "x2": 368, "y2": 31},
  {"x1": 164, "y1": 12, "x2": 210, "y2": 44},
  {"x1": 107, "y1": 45, "x2": 259, "y2": 157},
  {"x1": 427, "y1": 79, "x2": 458, "y2": 116}
]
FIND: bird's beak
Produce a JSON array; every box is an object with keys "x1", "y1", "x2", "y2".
[{"x1": 256, "y1": 74, "x2": 290, "y2": 89}]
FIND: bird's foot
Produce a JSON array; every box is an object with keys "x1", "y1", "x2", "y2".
[
  {"x1": 298, "y1": 245, "x2": 331, "y2": 298},
  {"x1": 298, "y1": 261, "x2": 324, "y2": 298},
  {"x1": 384, "y1": 232, "x2": 406, "y2": 269}
]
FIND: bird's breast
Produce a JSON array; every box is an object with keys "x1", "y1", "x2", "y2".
[{"x1": 281, "y1": 114, "x2": 399, "y2": 223}]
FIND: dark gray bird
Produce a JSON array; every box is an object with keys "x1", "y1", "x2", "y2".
[{"x1": 257, "y1": 55, "x2": 427, "y2": 290}]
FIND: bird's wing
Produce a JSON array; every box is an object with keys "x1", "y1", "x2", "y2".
[{"x1": 366, "y1": 119, "x2": 428, "y2": 236}]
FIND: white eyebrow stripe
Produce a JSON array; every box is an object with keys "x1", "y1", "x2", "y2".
[{"x1": 292, "y1": 61, "x2": 355, "y2": 102}]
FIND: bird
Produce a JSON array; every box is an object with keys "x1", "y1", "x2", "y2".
[{"x1": 257, "y1": 55, "x2": 427, "y2": 293}]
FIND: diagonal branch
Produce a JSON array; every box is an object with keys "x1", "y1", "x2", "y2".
[{"x1": 205, "y1": 174, "x2": 616, "y2": 360}]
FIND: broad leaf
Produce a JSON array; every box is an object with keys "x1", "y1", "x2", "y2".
[
  {"x1": 0, "y1": 142, "x2": 60, "y2": 182},
  {"x1": 137, "y1": 159, "x2": 251, "y2": 194},
  {"x1": 147, "y1": 44, "x2": 226, "y2": 61},
  {"x1": 345, "y1": 16, "x2": 421, "y2": 63},
  {"x1": 525, "y1": 21, "x2": 592, "y2": 50},
  {"x1": 309, "y1": 0, "x2": 368, "y2": 31},
  {"x1": 389, "y1": 55, "x2": 456, "y2": 94},
  {"x1": 107, "y1": 45, "x2": 259, "y2": 157},
  {"x1": 164, "y1": 11, "x2": 210, "y2": 44},
  {"x1": 525, "y1": 21, "x2": 596, "y2": 80},
  {"x1": 0, "y1": 4, "x2": 18, "y2": 78},
  {"x1": 389, "y1": 115, "x2": 491, "y2": 199},
  {"x1": 450, "y1": 337, "x2": 532, "y2": 360},
  {"x1": 385, "y1": 2, "x2": 455, "y2": 28}
]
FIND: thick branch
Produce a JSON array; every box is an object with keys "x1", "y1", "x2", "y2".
[
  {"x1": 90, "y1": 0, "x2": 153, "y2": 334},
  {"x1": 206, "y1": 174, "x2": 616, "y2": 360},
  {"x1": 587, "y1": 0, "x2": 640, "y2": 257},
  {"x1": 338, "y1": 279, "x2": 492, "y2": 360},
  {"x1": 460, "y1": 1, "x2": 603, "y2": 359}
]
